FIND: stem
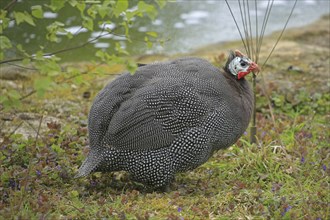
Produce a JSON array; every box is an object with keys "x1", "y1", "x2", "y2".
[
  {"x1": 250, "y1": 73, "x2": 257, "y2": 144},
  {"x1": 4, "y1": 0, "x2": 17, "y2": 11}
]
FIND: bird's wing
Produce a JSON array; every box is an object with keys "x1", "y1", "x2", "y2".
[
  {"x1": 87, "y1": 73, "x2": 139, "y2": 149},
  {"x1": 99, "y1": 78, "x2": 208, "y2": 151},
  {"x1": 88, "y1": 57, "x2": 221, "y2": 151},
  {"x1": 145, "y1": 83, "x2": 208, "y2": 134}
]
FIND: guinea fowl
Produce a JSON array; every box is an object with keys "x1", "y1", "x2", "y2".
[{"x1": 76, "y1": 50, "x2": 259, "y2": 189}]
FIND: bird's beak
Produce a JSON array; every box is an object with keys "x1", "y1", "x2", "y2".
[{"x1": 249, "y1": 62, "x2": 260, "y2": 75}]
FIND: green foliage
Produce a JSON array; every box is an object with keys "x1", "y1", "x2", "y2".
[
  {"x1": 13, "y1": 11, "x2": 35, "y2": 26},
  {"x1": 33, "y1": 76, "x2": 53, "y2": 97},
  {"x1": 0, "y1": 36, "x2": 12, "y2": 59},
  {"x1": 113, "y1": 0, "x2": 128, "y2": 18},
  {"x1": 138, "y1": 1, "x2": 158, "y2": 20},
  {"x1": 0, "y1": 89, "x2": 22, "y2": 110},
  {"x1": 46, "y1": 21, "x2": 66, "y2": 42},
  {"x1": 47, "y1": 0, "x2": 65, "y2": 11},
  {"x1": 0, "y1": 0, "x2": 165, "y2": 111},
  {"x1": 31, "y1": 5, "x2": 43, "y2": 19},
  {"x1": 0, "y1": 10, "x2": 10, "y2": 33},
  {"x1": 270, "y1": 88, "x2": 330, "y2": 114}
]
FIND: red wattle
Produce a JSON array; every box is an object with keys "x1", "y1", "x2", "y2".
[{"x1": 237, "y1": 71, "x2": 249, "y2": 79}]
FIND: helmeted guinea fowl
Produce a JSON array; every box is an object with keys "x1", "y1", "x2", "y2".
[{"x1": 76, "y1": 50, "x2": 259, "y2": 189}]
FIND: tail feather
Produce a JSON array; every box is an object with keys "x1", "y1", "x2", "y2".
[{"x1": 75, "y1": 150, "x2": 103, "y2": 178}]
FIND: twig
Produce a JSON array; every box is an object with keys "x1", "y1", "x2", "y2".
[
  {"x1": 5, "y1": 62, "x2": 38, "y2": 70},
  {"x1": 4, "y1": 0, "x2": 17, "y2": 11},
  {"x1": 59, "y1": 62, "x2": 105, "y2": 83},
  {"x1": 225, "y1": 0, "x2": 248, "y2": 53},
  {"x1": 41, "y1": 32, "x2": 112, "y2": 57},
  {"x1": 239, "y1": 0, "x2": 251, "y2": 56},
  {"x1": 19, "y1": 90, "x2": 36, "y2": 101},
  {"x1": 260, "y1": 75, "x2": 276, "y2": 126},
  {"x1": 254, "y1": 0, "x2": 259, "y2": 63},
  {"x1": 0, "y1": 121, "x2": 23, "y2": 146},
  {"x1": 262, "y1": 0, "x2": 298, "y2": 68},
  {"x1": 0, "y1": 58, "x2": 24, "y2": 64},
  {"x1": 35, "y1": 114, "x2": 43, "y2": 147},
  {"x1": 250, "y1": 73, "x2": 257, "y2": 144},
  {"x1": 17, "y1": 114, "x2": 43, "y2": 212}
]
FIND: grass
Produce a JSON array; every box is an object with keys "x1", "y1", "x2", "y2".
[{"x1": 0, "y1": 62, "x2": 329, "y2": 219}]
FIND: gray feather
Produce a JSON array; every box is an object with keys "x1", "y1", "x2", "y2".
[{"x1": 76, "y1": 57, "x2": 253, "y2": 188}]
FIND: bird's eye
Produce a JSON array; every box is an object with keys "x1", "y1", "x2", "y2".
[{"x1": 240, "y1": 61, "x2": 247, "y2": 67}]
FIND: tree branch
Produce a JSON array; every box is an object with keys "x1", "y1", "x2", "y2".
[
  {"x1": 4, "y1": 0, "x2": 18, "y2": 11},
  {"x1": 0, "y1": 31, "x2": 113, "y2": 65}
]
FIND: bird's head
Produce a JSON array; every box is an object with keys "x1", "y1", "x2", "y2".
[{"x1": 225, "y1": 50, "x2": 260, "y2": 80}]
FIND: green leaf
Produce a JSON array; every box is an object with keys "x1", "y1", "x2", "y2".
[
  {"x1": 126, "y1": 59, "x2": 137, "y2": 74},
  {"x1": 34, "y1": 76, "x2": 53, "y2": 97},
  {"x1": 122, "y1": 21, "x2": 129, "y2": 37},
  {"x1": 68, "y1": 0, "x2": 78, "y2": 7},
  {"x1": 14, "y1": 11, "x2": 36, "y2": 26},
  {"x1": 69, "y1": 190, "x2": 79, "y2": 198},
  {"x1": 16, "y1": 44, "x2": 24, "y2": 52},
  {"x1": 144, "y1": 36, "x2": 153, "y2": 49},
  {"x1": 82, "y1": 17, "x2": 93, "y2": 31},
  {"x1": 51, "y1": 144, "x2": 65, "y2": 154},
  {"x1": 73, "y1": 74, "x2": 84, "y2": 85},
  {"x1": 16, "y1": 44, "x2": 30, "y2": 57},
  {"x1": 137, "y1": 2, "x2": 157, "y2": 20},
  {"x1": 155, "y1": 0, "x2": 167, "y2": 9},
  {"x1": 115, "y1": 42, "x2": 129, "y2": 55},
  {"x1": 49, "y1": 0, "x2": 65, "y2": 11},
  {"x1": 34, "y1": 50, "x2": 44, "y2": 61},
  {"x1": 95, "y1": 50, "x2": 105, "y2": 60},
  {"x1": 126, "y1": 10, "x2": 138, "y2": 21},
  {"x1": 97, "y1": 5, "x2": 109, "y2": 18},
  {"x1": 0, "y1": 36, "x2": 12, "y2": 50},
  {"x1": 22, "y1": 58, "x2": 30, "y2": 65},
  {"x1": 146, "y1": 31, "x2": 158, "y2": 38},
  {"x1": 147, "y1": 41, "x2": 153, "y2": 49},
  {"x1": 13, "y1": 12, "x2": 25, "y2": 25},
  {"x1": 0, "y1": 10, "x2": 10, "y2": 33},
  {"x1": 76, "y1": 2, "x2": 86, "y2": 14},
  {"x1": 113, "y1": 0, "x2": 128, "y2": 17},
  {"x1": 31, "y1": 5, "x2": 43, "y2": 18},
  {"x1": 46, "y1": 21, "x2": 65, "y2": 42},
  {"x1": 2, "y1": 89, "x2": 22, "y2": 110},
  {"x1": 102, "y1": 0, "x2": 113, "y2": 7},
  {"x1": 35, "y1": 58, "x2": 61, "y2": 75}
]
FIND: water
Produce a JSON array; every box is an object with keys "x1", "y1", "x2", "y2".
[
  {"x1": 151, "y1": 0, "x2": 330, "y2": 54},
  {"x1": 2, "y1": 0, "x2": 329, "y2": 62}
]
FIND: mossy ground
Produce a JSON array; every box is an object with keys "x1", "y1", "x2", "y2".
[{"x1": 0, "y1": 15, "x2": 329, "y2": 219}]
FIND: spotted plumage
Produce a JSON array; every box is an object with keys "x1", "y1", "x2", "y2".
[{"x1": 76, "y1": 51, "x2": 257, "y2": 189}]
